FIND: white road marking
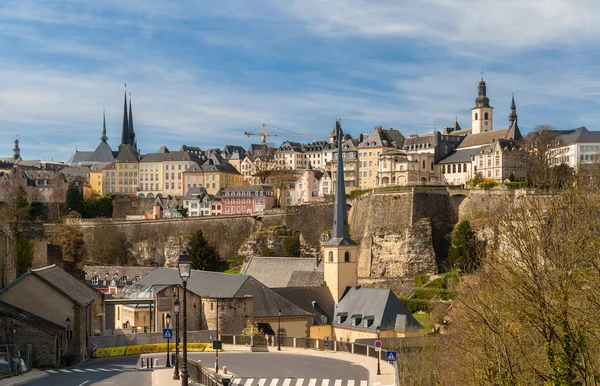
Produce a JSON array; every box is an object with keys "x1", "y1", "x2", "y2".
[
  {"x1": 258, "y1": 379, "x2": 267, "y2": 386},
  {"x1": 46, "y1": 370, "x2": 58, "y2": 374},
  {"x1": 72, "y1": 369, "x2": 85, "y2": 373},
  {"x1": 360, "y1": 381, "x2": 368, "y2": 386},
  {"x1": 244, "y1": 378, "x2": 255, "y2": 386},
  {"x1": 232, "y1": 378, "x2": 243, "y2": 386},
  {"x1": 308, "y1": 379, "x2": 317, "y2": 386},
  {"x1": 321, "y1": 380, "x2": 329, "y2": 386},
  {"x1": 59, "y1": 369, "x2": 72, "y2": 373},
  {"x1": 282, "y1": 379, "x2": 292, "y2": 386},
  {"x1": 270, "y1": 379, "x2": 279, "y2": 386},
  {"x1": 347, "y1": 381, "x2": 355, "y2": 386},
  {"x1": 77, "y1": 381, "x2": 89, "y2": 386},
  {"x1": 84, "y1": 368, "x2": 99, "y2": 372},
  {"x1": 334, "y1": 380, "x2": 342, "y2": 386},
  {"x1": 97, "y1": 368, "x2": 112, "y2": 372},
  {"x1": 295, "y1": 378, "x2": 305, "y2": 386}
]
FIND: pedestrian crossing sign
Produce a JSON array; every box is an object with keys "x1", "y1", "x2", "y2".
[
  {"x1": 163, "y1": 328, "x2": 173, "y2": 339},
  {"x1": 386, "y1": 350, "x2": 397, "y2": 362}
]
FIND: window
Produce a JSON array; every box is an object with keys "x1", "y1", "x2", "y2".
[
  {"x1": 90, "y1": 275, "x2": 99, "y2": 285},
  {"x1": 458, "y1": 164, "x2": 462, "y2": 173},
  {"x1": 475, "y1": 113, "x2": 478, "y2": 120},
  {"x1": 422, "y1": 160, "x2": 425, "y2": 169},
  {"x1": 484, "y1": 112, "x2": 489, "y2": 120},
  {"x1": 329, "y1": 251, "x2": 334, "y2": 262},
  {"x1": 452, "y1": 164, "x2": 456, "y2": 173},
  {"x1": 463, "y1": 163, "x2": 467, "y2": 172},
  {"x1": 344, "y1": 251, "x2": 350, "y2": 262}
]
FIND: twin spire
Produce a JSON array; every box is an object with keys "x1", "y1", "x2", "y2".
[{"x1": 113, "y1": 84, "x2": 136, "y2": 148}]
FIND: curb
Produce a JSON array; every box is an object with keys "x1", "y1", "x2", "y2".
[{"x1": 0, "y1": 371, "x2": 48, "y2": 386}]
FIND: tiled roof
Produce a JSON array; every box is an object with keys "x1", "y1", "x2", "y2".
[
  {"x1": 457, "y1": 128, "x2": 510, "y2": 149},
  {"x1": 59, "y1": 166, "x2": 90, "y2": 178},
  {"x1": 287, "y1": 271, "x2": 325, "y2": 287},
  {"x1": 89, "y1": 141, "x2": 116, "y2": 163},
  {"x1": 141, "y1": 153, "x2": 169, "y2": 163},
  {"x1": 273, "y1": 286, "x2": 334, "y2": 324},
  {"x1": 223, "y1": 185, "x2": 272, "y2": 193},
  {"x1": 30, "y1": 265, "x2": 98, "y2": 307},
  {"x1": 242, "y1": 257, "x2": 323, "y2": 288},
  {"x1": 438, "y1": 146, "x2": 486, "y2": 164},
  {"x1": 67, "y1": 151, "x2": 94, "y2": 165},
  {"x1": 83, "y1": 266, "x2": 157, "y2": 282}
]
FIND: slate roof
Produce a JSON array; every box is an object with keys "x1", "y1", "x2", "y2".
[
  {"x1": 141, "y1": 153, "x2": 169, "y2": 163},
  {"x1": 0, "y1": 300, "x2": 65, "y2": 336},
  {"x1": 59, "y1": 166, "x2": 90, "y2": 178},
  {"x1": 457, "y1": 128, "x2": 511, "y2": 149},
  {"x1": 558, "y1": 126, "x2": 600, "y2": 144},
  {"x1": 358, "y1": 127, "x2": 405, "y2": 149},
  {"x1": 67, "y1": 151, "x2": 94, "y2": 165},
  {"x1": 335, "y1": 287, "x2": 422, "y2": 332},
  {"x1": 242, "y1": 257, "x2": 323, "y2": 288},
  {"x1": 116, "y1": 268, "x2": 310, "y2": 318},
  {"x1": 89, "y1": 141, "x2": 116, "y2": 163},
  {"x1": 116, "y1": 144, "x2": 139, "y2": 163},
  {"x1": 184, "y1": 187, "x2": 208, "y2": 198},
  {"x1": 163, "y1": 151, "x2": 196, "y2": 162},
  {"x1": 83, "y1": 266, "x2": 157, "y2": 282},
  {"x1": 273, "y1": 286, "x2": 334, "y2": 325},
  {"x1": 403, "y1": 135, "x2": 435, "y2": 148},
  {"x1": 287, "y1": 271, "x2": 325, "y2": 287},
  {"x1": 0, "y1": 265, "x2": 99, "y2": 307},
  {"x1": 438, "y1": 146, "x2": 487, "y2": 164}
]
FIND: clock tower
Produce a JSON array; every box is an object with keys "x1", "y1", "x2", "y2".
[{"x1": 471, "y1": 77, "x2": 493, "y2": 134}]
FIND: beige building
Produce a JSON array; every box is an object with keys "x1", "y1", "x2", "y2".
[
  {"x1": 276, "y1": 141, "x2": 305, "y2": 170},
  {"x1": 377, "y1": 150, "x2": 438, "y2": 186},
  {"x1": 138, "y1": 152, "x2": 167, "y2": 198},
  {"x1": 357, "y1": 126, "x2": 405, "y2": 189},
  {"x1": 328, "y1": 138, "x2": 359, "y2": 191},
  {"x1": 162, "y1": 151, "x2": 196, "y2": 197},
  {"x1": 114, "y1": 144, "x2": 140, "y2": 195}
]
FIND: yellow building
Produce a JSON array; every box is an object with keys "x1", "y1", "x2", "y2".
[
  {"x1": 138, "y1": 152, "x2": 167, "y2": 198},
  {"x1": 357, "y1": 126, "x2": 405, "y2": 189},
  {"x1": 183, "y1": 160, "x2": 244, "y2": 196},
  {"x1": 89, "y1": 164, "x2": 105, "y2": 196},
  {"x1": 115, "y1": 145, "x2": 139, "y2": 195},
  {"x1": 163, "y1": 151, "x2": 196, "y2": 197},
  {"x1": 115, "y1": 304, "x2": 151, "y2": 332}
]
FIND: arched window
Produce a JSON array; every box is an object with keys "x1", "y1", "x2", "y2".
[
  {"x1": 344, "y1": 252, "x2": 350, "y2": 262},
  {"x1": 329, "y1": 251, "x2": 334, "y2": 262},
  {"x1": 422, "y1": 160, "x2": 426, "y2": 169},
  {"x1": 475, "y1": 113, "x2": 478, "y2": 120},
  {"x1": 484, "y1": 112, "x2": 489, "y2": 120},
  {"x1": 452, "y1": 164, "x2": 456, "y2": 173},
  {"x1": 463, "y1": 163, "x2": 467, "y2": 172},
  {"x1": 458, "y1": 164, "x2": 462, "y2": 173},
  {"x1": 442, "y1": 165, "x2": 446, "y2": 173},
  {"x1": 431, "y1": 162, "x2": 434, "y2": 171}
]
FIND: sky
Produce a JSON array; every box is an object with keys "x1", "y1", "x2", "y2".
[{"x1": 2, "y1": 0, "x2": 600, "y2": 162}]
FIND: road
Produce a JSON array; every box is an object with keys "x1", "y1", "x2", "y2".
[{"x1": 25, "y1": 355, "x2": 151, "y2": 386}]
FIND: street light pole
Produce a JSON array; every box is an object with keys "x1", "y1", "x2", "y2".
[
  {"x1": 277, "y1": 310, "x2": 282, "y2": 351},
  {"x1": 66, "y1": 317, "x2": 71, "y2": 350},
  {"x1": 166, "y1": 313, "x2": 171, "y2": 368},
  {"x1": 376, "y1": 325, "x2": 381, "y2": 375},
  {"x1": 215, "y1": 299, "x2": 219, "y2": 373},
  {"x1": 178, "y1": 251, "x2": 192, "y2": 386},
  {"x1": 173, "y1": 295, "x2": 180, "y2": 380}
]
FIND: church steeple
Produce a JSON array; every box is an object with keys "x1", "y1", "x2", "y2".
[
  {"x1": 128, "y1": 92, "x2": 136, "y2": 149},
  {"x1": 323, "y1": 120, "x2": 359, "y2": 303},
  {"x1": 475, "y1": 77, "x2": 490, "y2": 108},
  {"x1": 471, "y1": 76, "x2": 493, "y2": 134},
  {"x1": 13, "y1": 136, "x2": 20, "y2": 161},
  {"x1": 509, "y1": 92, "x2": 518, "y2": 128},
  {"x1": 101, "y1": 110, "x2": 108, "y2": 142},
  {"x1": 120, "y1": 84, "x2": 129, "y2": 146}
]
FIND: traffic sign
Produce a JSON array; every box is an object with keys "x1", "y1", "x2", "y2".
[
  {"x1": 162, "y1": 328, "x2": 173, "y2": 339},
  {"x1": 324, "y1": 339, "x2": 329, "y2": 348},
  {"x1": 386, "y1": 350, "x2": 397, "y2": 362},
  {"x1": 374, "y1": 339, "x2": 383, "y2": 348}
]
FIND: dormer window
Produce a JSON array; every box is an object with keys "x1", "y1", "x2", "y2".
[
  {"x1": 351, "y1": 314, "x2": 362, "y2": 327},
  {"x1": 336, "y1": 312, "x2": 348, "y2": 324},
  {"x1": 90, "y1": 275, "x2": 99, "y2": 285},
  {"x1": 321, "y1": 315, "x2": 328, "y2": 324},
  {"x1": 363, "y1": 315, "x2": 374, "y2": 328}
]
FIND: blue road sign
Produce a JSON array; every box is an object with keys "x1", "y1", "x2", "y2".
[
  {"x1": 386, "y1": 350, "x2": 397, "y2": 362},
  {"x1": 163, "y1": 328, "x2": 173, "y2": 339},
  {"x1": 324, "y1": 339, "x2": 329, "y2": 348}
]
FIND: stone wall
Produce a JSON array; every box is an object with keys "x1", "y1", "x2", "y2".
[
  {"x1": 112, "y1": 197, "x2": 156, "y2": 218},
  {"x1": 0, "y1": 315, "x2": 58, "y2": 368},
  {"x1": 89, "y1": 330, "x2": 214, "y2": 348},
  {"x1": 201, "y1": 296, "x2": 253, "y2": 335},
  {"x1": 456, "y1": 188, "x2": 528, "y2": 221}
]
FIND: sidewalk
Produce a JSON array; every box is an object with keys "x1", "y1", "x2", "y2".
[
  {"x1": 0, "y1": 370, "x2": 48, "y2": 386},
  {"x1": 152, "y1": 344, "x2": 395, "y2": 386}
]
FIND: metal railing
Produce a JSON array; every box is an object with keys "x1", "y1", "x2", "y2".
[
  {"x1": 0, "y1": 344, "x2": 33, "y2": 377},
  {"x1": 181, "y1": 355, "x2": 230, "y2": 386}
]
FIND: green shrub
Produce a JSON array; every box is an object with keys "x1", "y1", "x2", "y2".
[
  {"x1": 414, "y1": 275, "x2": 430, "y2": 287},
  {"x1": 478, "y1": 179, "x2": 498, "y2": 189},
  {"x1": 505, "y1": 181, "x2": 527, "y2": 189},
  {"x1": 281, "y1": 235, "x2": 301, "y2": 257},
  {"x1": 262, "y1": 247, "x2": 273, "y2": 257},
  {"x1": 399, "y1": 297, "x2": 431, "y2": 313},
  {"x1": 414, "y1": 288, "x2": 455, "y2": 301},
  {"x1": 427, "y1": 278, "x2": 445, "y2": 289},
  {"x1": 347, "y1": 189, "x2": 371, "y2": 200}
]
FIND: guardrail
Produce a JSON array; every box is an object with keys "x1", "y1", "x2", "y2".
[
  {"x1": 92, "y1": 342, "x2": 216, "y2": 358},
  {"x1": 181, "y1": 355, "x2": 230, "y2": 386}
]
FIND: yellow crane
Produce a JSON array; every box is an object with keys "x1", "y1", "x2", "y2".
[{"x1": 244, "y1": 123, "x2": 328, "y2": 144}]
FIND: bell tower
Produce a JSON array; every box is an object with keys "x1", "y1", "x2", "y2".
[
  {"x1": 323, "y1": 120, "x2": 359, "y2": 302},
  {"x1": 471, "y1": 76, "x2": 493, "y2": 134}
]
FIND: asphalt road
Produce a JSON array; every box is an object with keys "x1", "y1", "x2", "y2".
[{"x1": 26, "y1": 355, "x2": 152, "y2": 386}]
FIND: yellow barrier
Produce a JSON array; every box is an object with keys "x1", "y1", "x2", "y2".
[
  {"x1": 94, "y1": 348, "x2": 111, "y2": 358},
  {"x1": 93, "y1": 342, "x2": 219, "y2": 358},
  {"x1": 125, "y1": 345, "x2": 141, "y2": 355},
  {"x1": 109, "y1": 347, "x2": 127, "y2": 357}
]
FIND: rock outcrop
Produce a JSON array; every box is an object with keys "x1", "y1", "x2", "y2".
[{"x1": 132, "y1": 235, "x2": 191, "y2": 267}]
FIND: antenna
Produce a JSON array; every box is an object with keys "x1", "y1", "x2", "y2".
[{"x1": 480, "y1": 68, "x2": 484, "y2": 79}]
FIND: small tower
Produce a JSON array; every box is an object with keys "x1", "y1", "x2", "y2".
[
  {"x1": 508, "y1": 92, "x2": 518, "y2": 128},
  {"x1": 323, "y1": 120, "x2": 359, "y2": 303},
  {"x1": 471, "y1": 77, "x2": 493, "y2": 134},
  {"x1": 101, "y1": 110, "x2": 108, "y2": 142},
  {"x1": 13, "y1": 136, "x2": 20, "y2": 161},
  {"x1": 120, "y1": 84, "x2": 129, "y2": 146}
]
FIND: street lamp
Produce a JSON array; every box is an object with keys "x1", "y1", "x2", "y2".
[
  {"x1": 9, "y1": 320, "x2": 19, "y2": 345},
  {"x1": 215, "y1": 299, "x2": 219, "y2": 373},
  {"x1": 178, "y1": 251, "x2": 192, "y2": 386},
  {"x1": 66, "y1": 317, "x2": 71, "y2": 349},
  {"x1": 376, "y1": 325, "x2": 381, "y2": 375},
  {"x1": 173, "y1": 296, "x2": 180, "y2": 380},
  {"x1": 166, "y1": 313, "x2": 172, "y2": 368},
  {"x1": 277, "y1": 310, "x2": 282, "y2": 351}
]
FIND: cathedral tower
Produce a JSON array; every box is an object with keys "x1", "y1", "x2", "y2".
[
  {"x1": 323, "y1": 120, "x2": 359, "y2": 302},
  {"x1": 471, "y1": 77, "x2": 493, "y2": 134},
  {"x1": 13, "y1": 137, "x2": 20, "y2": 161},
  {"x1": 120, "y1": 84, "x2": 129, "y2": 146}
]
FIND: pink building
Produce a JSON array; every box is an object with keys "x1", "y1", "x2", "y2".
[{"x1": 222, "y1": 185, "x2": 275, "y2": 215}]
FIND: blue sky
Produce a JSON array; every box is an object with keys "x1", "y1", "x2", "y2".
[{"x1": 2, "y1": 0, "x2": 600, "y2": 161}]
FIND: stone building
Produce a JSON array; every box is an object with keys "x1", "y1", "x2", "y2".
[
  {"x1": 357, "y1": 126, "x2": 405, "y2": 189},
  {"x1": 377, "y1": 149, "x2": 437, "y2": 186},
  {"x1": 0, "y1": 265, "x2": 102, "y2": 364}
]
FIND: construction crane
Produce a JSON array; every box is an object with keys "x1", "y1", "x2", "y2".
[{"x1": 244, "y1": 123, "x2": 329, "y2": 144}]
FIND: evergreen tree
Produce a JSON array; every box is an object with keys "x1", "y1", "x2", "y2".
[
  {"x1": 66, "y1": 186, "x2": 84, "y2": 215},
  {"x1": 15, "y1": 237, "x2": 34, "y2": 277},
  {"x1": 188, "y1": 229, "x2": 222, "y2": 271},
  {"x1": 448, "y1": 220, "x2": 480, "y2": 273}
]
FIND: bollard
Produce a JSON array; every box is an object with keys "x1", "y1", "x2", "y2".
[
  {"x1": 223, "y1": 366, "x2": 228, "y2": 374},
  {"x1": 154, "y1": 359, "x2": 159, "y2": 367},
  {"x1": 141, "y1": 359, "x2": 145, "y2": 369},
  {"x1": 150, "y1": 358, "x2": 154, "y2": 369}
]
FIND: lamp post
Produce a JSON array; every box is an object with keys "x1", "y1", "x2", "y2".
[
  {"x1": 178, "y1": 251, "x2": 192, "y2": 386},
  {"x1": 166, "y1": 313, "x2": 172, "y2": 368},
  {"x1": 9, "y1": 320, "x2": 18, "y2": 345},
  {"x1": 66, "y1": 317, "x2": 71, "y2": 349},
  {"x1": 376, "y1": 325, "x2": 381, "y2": 375},
  {"x1": 215, "y1": 299, "x2": 219, "y2": 373},
  {"x1": 277, "y1": 309, "x2": 282, "y2": 351},
  {"x1": 173, "y1": 296, "x2": 180, "y2": 380}
]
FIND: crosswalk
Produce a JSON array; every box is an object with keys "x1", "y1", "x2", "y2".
[
  {"x1": 46, "y1": 367, "x2": 135, "y2": 374},
  {"x1": 231, "y1": 379, "x2": 367, "y2": 386}
]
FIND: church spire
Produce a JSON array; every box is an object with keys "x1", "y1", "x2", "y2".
[
  {"x1": 128, "y1": 92, "x2": 136, "y2": 149},
  {"x1": 475, "y1": 77, "x2": 490, "y2": 108},
  {"x1": 13, "y1": 136, "x2": 20, "y2": 160},
  {"x1": 325, "y1": 120, "x2": 356, "y2": 246},
  {"x1": 120, "y1": 84, "x2": 129, "y2": 146},
  {"x1": 509, "y1": 92, "x2": 518, "y2": 128},
  {"x1": 101, "y1": 110, "x2": 108, "y2": 142}
]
